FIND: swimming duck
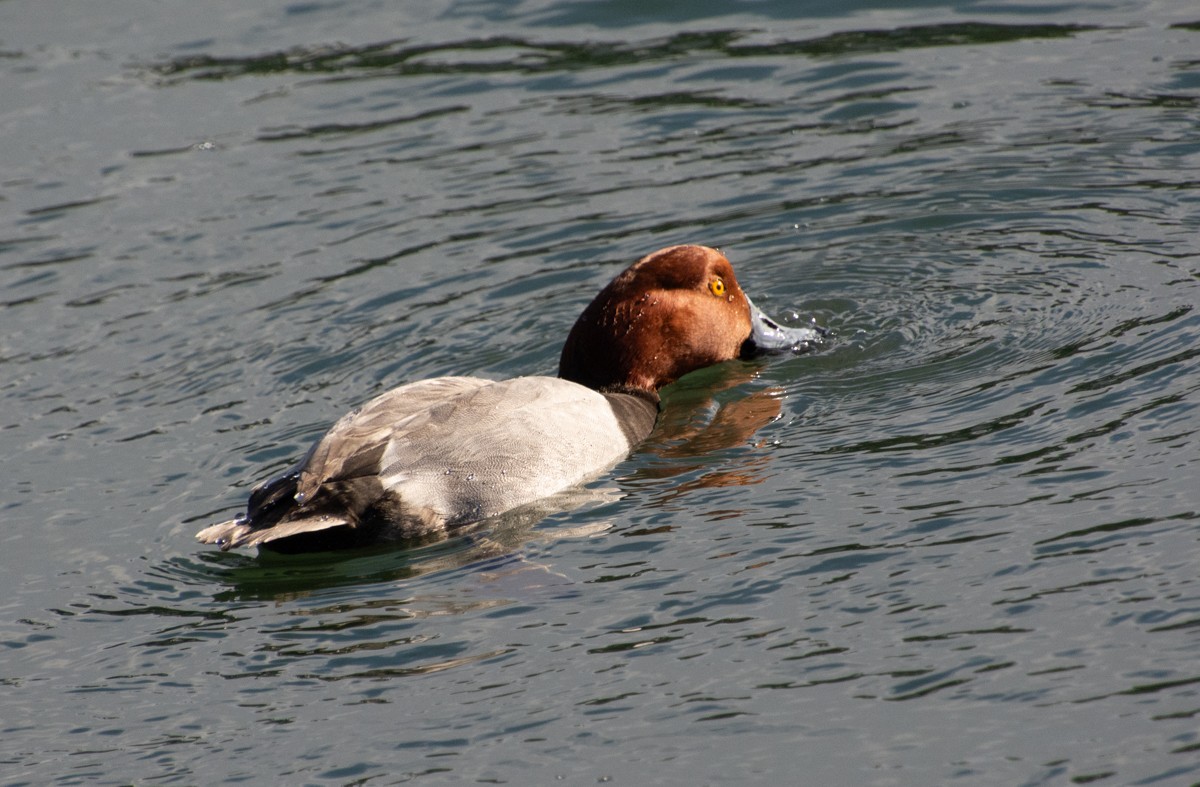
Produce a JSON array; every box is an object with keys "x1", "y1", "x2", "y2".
[{"x1": 196, "y1": 244, "x2": 824, "y2": 552}]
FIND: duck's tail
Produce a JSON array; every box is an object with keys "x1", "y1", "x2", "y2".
[{"x1": 196, "y1": 514, "x2": 351, "y2": 551}]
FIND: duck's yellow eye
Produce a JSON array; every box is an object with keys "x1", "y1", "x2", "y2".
[{"x1": 708, "y1": 278, "x2": 726, "y2": 297}]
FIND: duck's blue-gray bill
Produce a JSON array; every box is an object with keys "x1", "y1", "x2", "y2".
[{"x1": 746, "y1": 294, "x2": 827, "y2": 354}]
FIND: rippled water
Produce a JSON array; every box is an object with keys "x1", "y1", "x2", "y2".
[{"x1": 3, "y1": 0, "x2": 1199, "y2": 783}]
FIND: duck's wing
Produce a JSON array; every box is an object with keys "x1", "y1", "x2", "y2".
[
  {"x1": 197, "y1": 377, "x2": 491, "y2": 550},
  {"x1": 294, "y1": 376, "x2": 492, "y2": 502}
]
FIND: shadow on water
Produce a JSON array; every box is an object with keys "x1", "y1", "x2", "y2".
[
  {"x1": 161, "y1": 491, "x2": 627, "y2": 604},
  {"x1": 142, "y1": 23, "x2": 1099, "y2": 84},
  {"x1": 168, "y1": 539, "x2": 468, "y2": 603}
]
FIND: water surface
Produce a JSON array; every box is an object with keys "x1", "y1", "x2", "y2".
[{"x1": 2, "y1": 0, "x2": 1199, "y2": 783}]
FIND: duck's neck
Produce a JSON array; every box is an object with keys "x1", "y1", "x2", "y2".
[{"x1": 597, "y1": 386, "x2": 660, "y2": 447}]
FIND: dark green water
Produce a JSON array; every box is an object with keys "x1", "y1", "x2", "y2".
[{"x1": 2, "y1": 0, "x2": 1199, "y2": 784}]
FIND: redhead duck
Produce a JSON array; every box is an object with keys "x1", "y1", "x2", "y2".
[{"x1": 196, "y1": 245, "x2": 824, "y2": 552}]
